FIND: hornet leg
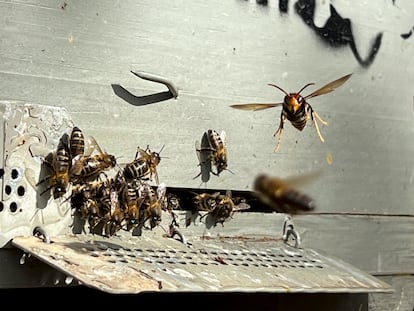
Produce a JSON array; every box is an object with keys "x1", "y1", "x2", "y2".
[{"x1": 273, "y1": 113, "x2": 285, "y2": 153}]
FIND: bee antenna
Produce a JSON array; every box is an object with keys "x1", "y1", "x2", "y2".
[
  {"x1": 158, "y1": 144, "x2": 166, "y2": 154},
  {"x1": 268, "y1": 83, "x2": 289, "y2": 96},
  {"x1": 297, "y1": 83, "x2": 315, "y2": 95},
  {"x1": 226, "y1": 168, "x2": 235, "y2": 175}
]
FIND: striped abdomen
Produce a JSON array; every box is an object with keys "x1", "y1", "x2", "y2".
[
  {"x1": 283, "y1": 102, "x2": 309, "y2": 131},
  {"x1": 70, "y1": 126, "x2": 85, "y2": 158},
  {"x1": 124, "y1": 159, "x2": 150, "y2": 180}
]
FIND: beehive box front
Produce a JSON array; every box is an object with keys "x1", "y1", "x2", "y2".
[{"x1": 0, "y1": 0, "x2": 413, "y2": 309}]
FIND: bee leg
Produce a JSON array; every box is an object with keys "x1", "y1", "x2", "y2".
[
  {"x1": 273, "y1": 114, "x2": 285, "y2": 153},
  {"x1": 193, "y1": 172, "x2": 202, "y2": 179},
  {"x1": 309, "y1": 108, "x2": 327, "y2": 143}
]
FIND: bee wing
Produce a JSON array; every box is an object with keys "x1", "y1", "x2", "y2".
[
  {"x1": 25, "y1": 167, "x2": 39, "y2": 190},
  {"x1": 157, "y1": 182, "x2": 167, "y2": 199},
  {"x1": 85, "y1": 136, "x2": 103, "y2": 156},
  {"x1": 69, "y1": 155, "x2": 84, "y2": 176},
  {"x1": 282, "y1": 170, "x2": 322, "y2": 189},
  {"x1": 220, "y1": 130, "x2": 226, "y2": 145},
  {"x1": 230, "y1": 103, "x2": 283, "y2": 111},
  {"x1": 136, "y1": 146, "x2": 149, "y2": 159},
  {"x1": 154, "y1": 170, "x2": 159, "y2": 185},
  {"x1": 195, "y1": 140, "x2": 201, "y2": 161},
  {"x1": 110, "y1": 189, "x2": 119, "y2": 215},
  {"x1": 304, "y1": 73, "x2": 352, "y2": 100}
]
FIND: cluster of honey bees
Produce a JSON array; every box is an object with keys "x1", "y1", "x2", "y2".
[
  {"x1": 36, "y1": 126, "x2": 251, "y2": 236},
  {"x1": 36, "y1": 126, "x2": 170, "y2": 237}
]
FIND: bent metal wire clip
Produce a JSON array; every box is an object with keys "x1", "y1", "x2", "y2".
[{"x1": 111, "y1": 70, "x2": 179, "y2": 106}]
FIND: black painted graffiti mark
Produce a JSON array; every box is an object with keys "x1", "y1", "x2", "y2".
[
  {"x1": 401, "y1": 27, "x2": 413, "y2": 39},
  {"x1": 279, "y1": 0, "x2": 288, "y2": 13},
  {"x1": 256, "y1": 0, "x2": 268, "y2": 5},
  {"x1": 294, "y1": 0, "x2": 383, "y2": 68}
]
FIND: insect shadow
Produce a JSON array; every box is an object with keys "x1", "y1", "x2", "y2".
[
  {"x1": 194, "y1": 131, "x2": 213, "y2": 185},
  {"x1": 111, "y1": 84, "x2": 174, "y2": 106},
  {"x1": 33, "y1": 151, "x2": 54, "y2": 210}
]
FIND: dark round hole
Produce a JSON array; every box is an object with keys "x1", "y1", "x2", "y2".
[
  {"x1": 9, "y1": 202, "x2": 18, "y2": 213},
  {"x1": 11, "y1": 169, "x2": 19, "y2": 179},
  {"x1": 17, "y1": 186, "x2": 25, "y2": 196},
  {"x1": 0, "y1": 202, "x2": 3, "y2": 212},
  {"x1": 5, "y1": 185, "x2": 12, "y2": 195},
  {"x1": 0, "y1": 168, "x2": 4, "y2": 178}
]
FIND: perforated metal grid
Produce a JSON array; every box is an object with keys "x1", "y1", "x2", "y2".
[
  {"x1": 12, "y1": 231, "x2": 392, "y2": 294},
  {"x1": 94, "y1": 245, "x2": 325, "y2": 270}
]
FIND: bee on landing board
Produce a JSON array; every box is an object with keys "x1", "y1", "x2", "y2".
[
  {"x1": 195, "y1": 129, "x2": 233, "y2": 179},
  {"x1": 36, "y1": 134, "x2": 71, "y2": 199},
  {"x1": 230, "y1": 74, "x2": 352, "y2": 152},
  {"x1": 192, "y1": 190, "x2": 250, "y2": 227}
]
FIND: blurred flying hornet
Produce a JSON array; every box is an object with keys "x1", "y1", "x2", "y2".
[
  {"x1": 253, "y1": 172, "x2": 320, "y2": 214},
  {"x1": 195, "y1": 129, "x2": 232, "y2": 177},
  {"x1": 123, "y1": 145, "x2": 163, "y2": 184},
  {"x1": 231, "y1": 74, "x2": 352, "y2": 152},
  {"x1": 36, "y1": 134, "x2": 71, "y2": 199},
  {"x1": 70, "y1": 136, "x2": 117, "y2": 184}
]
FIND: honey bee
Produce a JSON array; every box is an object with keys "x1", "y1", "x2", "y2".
[
  {"x1": 71, "y1": 179, "x2": 113, "y2": 232},
  {"x1": 37, "y1": 134, "x2": 71, "y2": 199},
  {"x1": 121, "y1": 180, "x2": 140, "y2": 231},
  {"x1": 210, "y1": 191, "x2": 235, "y2": 226},
  {"x1": 103, "y1": 205, "x2": 125, "y2": 237},
  {"x1": 196, "y1": 130, "x2": 232, "y2": 177},
  {"x1": 193, "y1": 190, "x2": 250, "y2": 226},
  {"x1": 123, "y1": 145, "x2": 162, "y2": 184},
  {"x1": 137, "y1": 183, "x2": 162, "y2": 229},
  {"x1": 165, "y1": 192, "x2": 181, "y2": 211},
  {"x1": 231, "y1": 74, "x2": 352, "y2": 152},
  {"x1": 70, "y1": 136, "x2": 117, "y2": 183},
  {"x1": 102, "y1": 182, "x2": 126, "y2": 236},
  {"x1": 193, "y1": 192, "x2": 220, "y2": 212},
  {"x1": 253, "y1": 172, "x2": 320, "y2": 214}
]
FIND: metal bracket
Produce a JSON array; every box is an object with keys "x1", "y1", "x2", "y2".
[
  {"x1": 111, "y1": 71, "x2": 179, "y2": 106},
  {"x1": 282, "y1": 215, "x2": 301, "y2": 248}
]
